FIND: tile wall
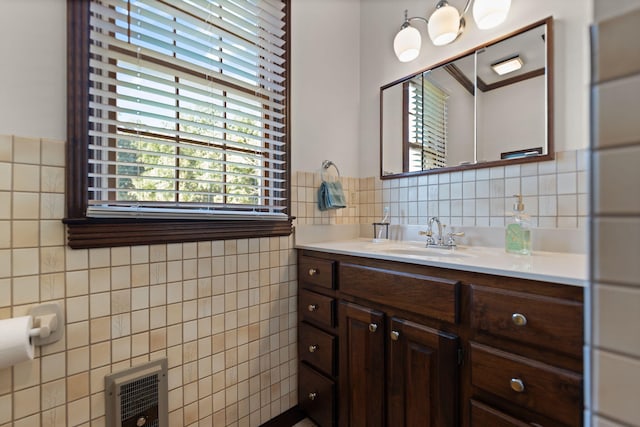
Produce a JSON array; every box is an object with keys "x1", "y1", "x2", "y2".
[
  {"x1": 591, "y1": 7, "x2": 640, "y2": 426},
  {"x1": 292, "y1": 149, "x2": 588, "y2": 231},
  {"x1": 0, "y1": 135, "x2": 298, "y2": 426}
]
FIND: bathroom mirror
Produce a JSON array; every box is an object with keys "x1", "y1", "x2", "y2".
[{"x1": 380, "y1": 17, "x2": 553, "y2": 178}]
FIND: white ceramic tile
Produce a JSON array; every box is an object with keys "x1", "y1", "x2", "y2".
[
  {"x1": 521, "y1": 176, "x2": 538, "y2": 196},
  {"x1": 12, "y1": 220, "x2": 38, "y2": 248},
  {"x1": 594, "y1": 350, "x2": 640, "y2": 425},
  {"x1": 13, "y1": 192, "x2": 39, "y2": 219},
  {"x1": 0, "y1": 192, "x2": 10, "y2": 219},
  {"x1": 595, "y1": 73, "x2": 640, "y2": 148},
  {"x1": 40, "y1": 139, "x2": 65, "y2": 167},
  {"x1": 489, "y1": 179, "x2": 504, "y2": 198},
  {"x1": 12, "y1": 248, "x2": 39, "y2": 276},
  {"x1": 504, "y1": 165, "x2": 520, "y2": 178},
  {"x1": 594, "y1": 283, "x2": 640, "y2": 357},
  {"x1": 594, "y1": 144, "x2": 640, "y2": 214},
  {"x1": 489, "y1": 167, "x2": 504, "y2": 179},
  {"x1": 0, "y1": 163, "x2": 11, "y2": 191},
  {"x1": 12, "y1": 164, "x2": 39, "y2": 192},
  {"x1": 556, "y1": 150, "x2": 577, "y2": 173},
  {"x1": 594, "y1": 217, "x2": 640, "y2": 286},
  {"x1": 13, "y1": 137, "x2": 40, "y2": 165},
  {"x1": 595, "y1": 8, "x2": 640, "y2": 81},
  {"x1": 557, "y1": 172, "x2": 577, "y2": 195},
  {"x1": 538, "y1": 174, "x2": 556, "y2": 195},
  {"x1": 12, "y1": 275, "x2": 39, "y2": 305},
  {"x1": 40, "y1": 193, "x2": 64, "y2": 219},
  {"x1": 504, "y1": 178, "x2": 520, "y2": 197},
  {"x1": 558, "y1": 195, "x2": 578, "y2": 216},
  {"x1": 0, "y1": 135, "x2": 12, "y2": 162}
]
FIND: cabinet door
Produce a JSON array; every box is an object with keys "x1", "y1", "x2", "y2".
[
  {"x1": 387, "y1": 317, "x2": 459, "y2": 427},
  {"x1": 339, "y1": 301, "x2": 385, "y2": 427}
]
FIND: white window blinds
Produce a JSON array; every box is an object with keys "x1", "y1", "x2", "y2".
[
  {"x1": 407, "y1": 75, "x2": 448, "y2": 171},
  {"x1": 87, "y1": 0, "x2": 288, "y2": 220}
]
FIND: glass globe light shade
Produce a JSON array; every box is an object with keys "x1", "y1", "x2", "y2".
[
  {"x1": 393, "y1": 25, "x2": 421, "y2": 62},
  {"x1": 427, "y1": 4, "x2": 461, "y2": 46},
  {"x1": 472, "y1": 0, "x2": 511, "y2": 30}
]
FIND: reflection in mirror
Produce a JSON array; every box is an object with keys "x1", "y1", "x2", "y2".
[
  {"x1": 381, "y1": 53, "x2": 475, "y2": 175},
  {"x1": 476, "y1": 23, "x2": 547, "y2": 162},
  {"x1": 380, "y1": 17, "x2": 553, "y2": 178}
]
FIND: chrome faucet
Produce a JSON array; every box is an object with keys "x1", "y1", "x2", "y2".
[
  {"x1": 428, "y1": 216, "x2": 444, "y2": 245},
  {"x1": 419, "y1": 216, "x2": 465, "y2": 249}
]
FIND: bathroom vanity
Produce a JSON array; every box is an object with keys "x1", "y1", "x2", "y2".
[{"x1": 296, "y1": 240, "x2": 585, "y2": 427}]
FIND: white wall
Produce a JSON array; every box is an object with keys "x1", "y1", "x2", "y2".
[
  {"x1": 290, "y1": 0, "x2": 361, "y2": 178},
  {"x1": 359, "y1": 0, "x2": 592, "y2": 177},
  {"x1": 0, "y1": 0, "x2": 66, "y2": 140}
]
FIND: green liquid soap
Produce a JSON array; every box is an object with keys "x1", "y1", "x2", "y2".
[{"x1": 505, "y1": 194, "x2": 531, "y2": 255}]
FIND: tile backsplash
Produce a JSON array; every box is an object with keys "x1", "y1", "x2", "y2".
[
  {"x1": 0, "y1": 135, "x2": 297, "y2": 426},
  {"x1": 292, "y1": 149, "x2": 588, "y2": 231}
]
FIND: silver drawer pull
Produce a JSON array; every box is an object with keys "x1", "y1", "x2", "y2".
[
  {"x1": 369, "y1": 323, "x2": 378, "y2": 333},
  {"x1": 510, "y1": 378, "x2": 525, "y2": 393},
  {"x1": 390, "y1": 331, "x2": 400, "y2": 341},
  {"x1": 308, "y1": 268, "x2": 318, "y2": 276},
  {"x1": 511, "y1": 313, "x2": 527, "y2": 326},
  {"x1": 308, "y1": 392, "x2": 317, "y2": 401},
  {"x1": 308, "y1": 304, "x2": 318, "y2": 312},
  {"x1": 308, "y1": 344, "x2": 318, "y2": 353}
]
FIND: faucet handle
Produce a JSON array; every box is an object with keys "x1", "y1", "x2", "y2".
[
  {"x1": 419, "y1": 230, "x2": 436, "y2": 245},
  {"x1": 446, "y1": 231, "x2": 465, "y2": 246}
]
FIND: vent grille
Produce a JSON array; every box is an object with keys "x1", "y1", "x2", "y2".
[
  {"x1": 105, "y1": 358, "x2": 167, "y2": 427},
  {"x1": 120, "y1": 375, "x2": 159, "y2": 427}
]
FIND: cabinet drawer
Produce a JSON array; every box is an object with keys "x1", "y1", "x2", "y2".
[
  {"x1": 299, "y1": 255, "x2": 335, "y2": 289},
  {"x1": 470, "y1": 400, "x2": 534, "y2": 427},
  {"x1": 299, "y1": 289, "x2": 335, "y2": 328},
  {"x1": 299, "y1": 322, "x2": 336, "y2": 376},
  {"x1": 299, "y1": 362, "x2": 335, "y2": 427},
  {"x1": 470, "y1": 342, "x2": 582, "y2": 427},
  {"x1": 470, "y1": 285, "x2": 583, "y2": 357},
  {"x1": 340, "y1": 263, "x2": 459, "y2": 323}
]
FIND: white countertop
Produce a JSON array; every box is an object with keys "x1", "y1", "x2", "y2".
[{"x1": 296, "y1": 238, "x2": 587, "y2": 287}]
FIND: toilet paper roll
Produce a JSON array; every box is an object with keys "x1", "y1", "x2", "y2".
[{"x1": 0, "y1": 316, "x2": 35, "y2": 369}]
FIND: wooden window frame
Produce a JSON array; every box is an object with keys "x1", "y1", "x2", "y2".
[{"x1": 64, "y1": 0, "x2": 292, "y2": 249}]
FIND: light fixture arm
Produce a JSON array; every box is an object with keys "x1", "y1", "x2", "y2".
[
  {"x1": 461, "y1": 0, "x2": 473, "y2": 16},
  {"x1": 401, "y1": 9, "x2": 429, "y2": 29}
]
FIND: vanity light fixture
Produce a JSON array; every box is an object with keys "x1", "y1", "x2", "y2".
[
  {"x1": 394, "y1": 0, "x2": 511, "y2": 62},
  {"x1": 491, "y1": 55, "x2": 523, "y2": 75}
]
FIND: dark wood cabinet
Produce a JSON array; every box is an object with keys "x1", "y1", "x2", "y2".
[
  {"x1": 297, "y1": 250, "x2": 584, "y2": 427},
  {"x1": 387, "y1": 317, "x2": 459, "y2": 427},
  {"x1": 338, "y1": 302, "x2": 385, "y2": 427}
]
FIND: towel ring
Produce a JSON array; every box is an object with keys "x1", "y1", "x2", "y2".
[{"x1": 321, "y1": 160, "x2": 341, "y2": 181}]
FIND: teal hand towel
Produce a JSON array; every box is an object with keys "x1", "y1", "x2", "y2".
[{"x1": 318, "y1": 181, "x2": 347, "y2": 211}]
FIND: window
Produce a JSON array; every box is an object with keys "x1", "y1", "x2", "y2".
[
  {"x1": 404, "y1": 74, "x2": 448, "y2": 172},
  {"x1": 66, "y1": 0, "x2": 291, "y2": 248}
]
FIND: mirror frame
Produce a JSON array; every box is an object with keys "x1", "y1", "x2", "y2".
[{"x1": 379, "y1": 16, "x2": 554, "y2": 179}]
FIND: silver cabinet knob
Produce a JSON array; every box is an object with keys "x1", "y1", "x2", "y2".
[
  {"x1": 512, "y1": 313, "x2": 527, "y2": 326},
  {"x1": 136, "y1": 417, "x2": 147, "y2": 427},
  {"x1": 308, "y1": 268, "x2": 318, "y2": 276},
  {"x1": 390, "y1": 331, "x2": 400, "y2": 341},
  {"x1": 307, "y1": 304, "x2": 318, "y2": 312},
  {"x1": 369, "y1": 323, "x2": 378, "y2": 333},
  {"x1": 510, "y1": 378, "x2": 525, "y2": 393},
  {"x1": 308, "y1": 392, "x2": 317, "y2": 401},
  {"x1": 308, "y1": 344, "x2": 318, "y2": 353}
]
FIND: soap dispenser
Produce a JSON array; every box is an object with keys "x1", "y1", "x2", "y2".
[{"x1": 505, "y1": 194, "x2": 531, "y2": 255}]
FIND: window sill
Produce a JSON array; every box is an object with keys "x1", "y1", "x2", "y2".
[{"x1": 62, "y1": 217, "x2": 294, "y2": 249}]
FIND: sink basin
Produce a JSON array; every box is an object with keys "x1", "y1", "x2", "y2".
[{"x1": 371, "y1": 245, "x2": 472, "y2": 259}]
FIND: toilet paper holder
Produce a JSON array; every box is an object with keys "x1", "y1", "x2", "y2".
[{"x1": 28, "y1": 303, "x2": 64, "y2": 346}]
